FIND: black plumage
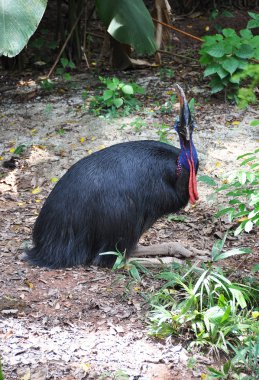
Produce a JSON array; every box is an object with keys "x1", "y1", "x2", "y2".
[{"x1": 26, "y1": 85, "x2": 199, "y2": 268}]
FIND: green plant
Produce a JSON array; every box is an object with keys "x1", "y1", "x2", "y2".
[
  {"x1": 156, "y1": 123, "x2": 170, "y2": 143},
  {"x1": 148, "y1": 237, "x2": 256, "y2": 356},
  {"x1": 231, "y1": 334, "x2": 259, "y2": 379},
  {"x1": 40, "y1": 78, "x2": 55, "y2": 91},
  {"x1": 187, "y1": 356, "x2": 197, "y2": 369},
  {"x1": 250, "y1": 120, "x2": 259, "y2": 127},
  {"x1": 130, "y1": 117, "x2": 147, "y2": 133},
  {"x1": 13, "y1": 144, "x2": 26, "y2": 155},
  {"x1": 0, "y1": 0, "x2": 47, "y2": 57},
  {"x1": 96, "y1": 0, "x2": 156, "y2": 55},
  {"x1": 29, "y1": 30, "x2": 58, "y2": 62},
  {"x1": 159, "y1": 67, "x2": 174, "y2": 79},
  {"x1": 1, "y1": 0, "x2": 156, "y2": 64},
  {"x1": 207, "y1": 334, "x2": 259, "y2": 379},
  {"x1": 209, "y1": 9, "x2": 234, "y2": 33},
  {"x1": 247, "y1": 11, "x2": 259, "y2": 29},
  {"x1": 167, "y1": 214, "x2": 187, "y2": 222},
  {"x1": 100, "y1": 250, "x2": 149, "y2": 281},
  {"x1": 89, "y1": 77, "x2": 144, "y2": 118},
  {"x1": 199, "y1": 14, "x2": 259, "y2": 95},
  {"x1": 199, "y1": 147, "x2": 259, "y2": 236},
  {"x1": 210, "y1": 9, "x2": 234, "y2": 20},
  {"x1": 215, "y1": 149, "x2": 259, "y2": 236},
  {"x1": 114, "y1": 369, "x2": 130, "y2": 380},
  {"x1": 56, "y1": 58, "x2": 76, "y2": 80},
  {"x1": 30, "y1": 35, "x2": 57, "y2": 51},
  {"x1": 43, "y1": 104, "x2": 54, "y2": 116},
  {"x1": 155, "y1": 94, "x2": 176, "y2": 115},
  {"x1": 56, "y1": 127, "x2": 65, "y2": 135},
  {"x1": 81, "y1": 90, "x2": 88, "y2": 101},
  {"x1": 98, "y1": 369, "x2": 130, "y2": 380},
  {"x1": 188, "y1": 98, "x2": 195, "y2": 114},
  {"x1": 0, "y1": 358, "x2": 4, "y2": 380},
  {"x1": 235, "y1": 64, "x2": 259, "y2": 108}
]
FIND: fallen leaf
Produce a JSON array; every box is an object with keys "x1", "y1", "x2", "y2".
[
  {"x1": 31, "y1": 187, "x2": 41, "y2": 194},
  {"x1": 30, "y1": 128, "x2": 37, "y2": 135},
  {"x1": 24, "y1": 279, "x2": 34, "y2": 289},
  {"x1": 17, "y1": 202, "x2": 26, "y2": 206},
  {"x1": 50, "y1": 177, "x2": 59, "y2": 183},
  {"x1": 33, "y1": 145, "x2": 46, "y2": 150}
]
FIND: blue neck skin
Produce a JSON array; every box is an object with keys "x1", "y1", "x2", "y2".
[
  {"x1": 174, "y1": 120, "x2": 198, "y2": 172},
  {"x1": 178, "y1": 137, "x2": 198, "y2": 172}
]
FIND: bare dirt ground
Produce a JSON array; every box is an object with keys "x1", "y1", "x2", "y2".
[{"x1": 0, "y1": 9, "x2": 258, "y2": 380}]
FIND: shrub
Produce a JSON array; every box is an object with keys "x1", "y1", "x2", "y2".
[
  {"x1": 199, "y1": 13, "x2": 259, "y2": 95},
  {"x1": 234, "y1": 64, "x2": 259, "y2": 108},
  {"x1": 215, "y1": 148, "x2": 259, "y2": 236},
  {"x1": 89, "y1": 76, "x2": 144, "y2": 117}
]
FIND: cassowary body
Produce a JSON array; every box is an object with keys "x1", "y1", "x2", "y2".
[{"x1": 27, "y1": 85, "x2": 199, "y2": 268}]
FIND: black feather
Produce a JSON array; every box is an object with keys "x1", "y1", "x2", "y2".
[{"x1": 26, "y1": 140, "x2": 195, "y2": 268}]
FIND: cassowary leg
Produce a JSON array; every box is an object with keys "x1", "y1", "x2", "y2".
[{"x1": 130, "y1": 243, "x2": 209, "y2": 262}]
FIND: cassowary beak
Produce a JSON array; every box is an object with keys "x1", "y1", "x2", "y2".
[{"x1": 175, "y1": 84, "x2": 192, "y2": 141}]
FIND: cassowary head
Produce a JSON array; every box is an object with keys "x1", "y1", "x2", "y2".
[
  {"x1": 174, "y1": 84, "x2": 199, "y2": 205},
  {"x1": 174, "y1": 84, "x2": 194, "y2": 141}
]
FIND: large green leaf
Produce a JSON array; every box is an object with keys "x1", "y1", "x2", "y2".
[
  {"x1": 0, "y1": 0, "x2": 47, "y2": 57},
  {"x1": 206, "y1": 43, "x2": 226, "y2": 58},
  {"x1": 204, "y1": 64, "x2": 220, "y2": 77},
  {"x1": 96, "y1": 0, "x2": 156, "y2": 55},
  {"x1": 222, "y1": 57, "x2": 239, "y2": 75},
  {"x1": 210, "y1": 77, "x2": 225, "y2": 93},
  {"x1": 235, "y1": 44, "x2": 254, "y2": 59},
  {"x1": 247, "y1": 12, "x2": 259, "y2": 29}
]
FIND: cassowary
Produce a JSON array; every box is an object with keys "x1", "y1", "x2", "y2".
[{"x1": 26, "y1": 84, "x2": 199, "y2": 268}]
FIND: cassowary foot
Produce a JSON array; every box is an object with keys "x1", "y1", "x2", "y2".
[{"x1": 129, "y1": 242, "x2": 210, "y2": 267}]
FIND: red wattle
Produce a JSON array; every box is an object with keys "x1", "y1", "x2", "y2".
[
  {"x1": 186, "y1": 157, "x2": 199, "y2": 205},
  {"x1": 182, "y1": 142, "x2": 199, "y2": 205}
]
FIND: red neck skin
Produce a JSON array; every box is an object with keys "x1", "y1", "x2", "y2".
[{"x1": 183, "y1": 144, "x2": 199, "y2": 205}]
